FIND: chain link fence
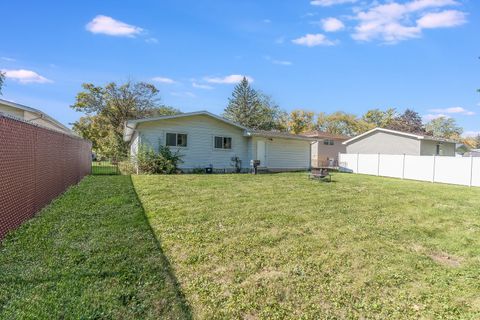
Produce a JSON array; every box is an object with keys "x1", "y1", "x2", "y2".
[{"x1": 0, "y1": 114, "x2": 92, "y2": 239}]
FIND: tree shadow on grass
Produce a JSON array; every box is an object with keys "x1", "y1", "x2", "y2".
[{"x1": 129, "y1": 175, "x2": 193, "y2": 319}]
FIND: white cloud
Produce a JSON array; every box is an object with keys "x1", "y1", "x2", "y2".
[
  {"x1": 263, "y1": 19, "x2": 272, "y2": 23},
  {"x1": 423, "y1": 113, "x2": 450, "y2": 121},
  {"x1": 171, "y1": 91, "x2": 195, "y2": 98},
  {"x1": 1, "y1": 57, "x2": 16, "y2": 62},
  {"x1": 321, "y1": 18, "x2": 345, "y2": 32},
  {"x1": 265, "y1": 56, "x2": 292, "y2": 66},
  {"x1": 417, "y1": 10, "x2": 466, "y2": 28},
  {"x1": 152, "y1": 77, "x2": 176, "y2": 84},
  {"x1": 86, "y1": 15, "x2": 143, "y2": 37},
  {"x1": 2, "y1": 69, "x2": 52, "y2": 84},
  {"x1": 192, "y1": 82, "x2": 214, "y2": 90},
  {"x1": 292, "y1": 33, "x2": 337, "y2": 47},
  {"x1": 351, "y1": 0, "x2": 464, "y2": 43},
  {"x1": 145, "y1": 37, "x2": 159, "y2": 44},
  {"x1": 204, "y1": 74, "x2": 253, "y2": 84},
  {"x1": 428, "y1": 107, "x2": 475, "y2": 115},
  {"x1": 311, "y1": 0, "x2": 357, "y2": 6}
]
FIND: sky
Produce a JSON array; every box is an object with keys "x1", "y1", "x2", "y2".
[{"x1": 1, "y1": 0, "x2": 479, "y2": 135}]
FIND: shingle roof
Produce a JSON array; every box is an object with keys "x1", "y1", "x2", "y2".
[
  {"x1": 246, "y1": 130, "x2": 317, "y2": 141},
  {"x1": 301, "y1": 130, "x2": 350, "y2": 140}
]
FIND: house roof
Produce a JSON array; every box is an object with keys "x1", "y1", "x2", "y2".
[
  {"x1": 123, "y1": 111, "x2": 315, "y2": 142},
  {"x1": 342, "y1": 127, "x2": 457, "y2": 145},
  {"x1": 124, "y1": 111, "x2": 248, "y2": 142},
  {"x1": 0, "y1": 98, "x2": 72, "y2": 134},
  {"x1": 246, "y1": 130, "x2": 317, "y2": 141},
  {"x1": 302, "y1": 130, "x2": 349, "y2": 140}
]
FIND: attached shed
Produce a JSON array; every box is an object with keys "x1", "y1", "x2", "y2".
[{"x1": 343, "y1": 128, "x2": 456, "y2": 156}]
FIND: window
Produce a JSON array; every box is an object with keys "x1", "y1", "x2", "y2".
[
  {"x1": 214, "y1": 136, "x2": 232, "y2": 149},
  {"x1": 166, "y1": 133, "x2": 187, "y2": 147},
  {"x1": 323, "y1": 139, "x2": 334, "y2": 146}
]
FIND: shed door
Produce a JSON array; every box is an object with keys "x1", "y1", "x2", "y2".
[{"x1": 257, "y1": 140, "x2": 266, "y2": 167}]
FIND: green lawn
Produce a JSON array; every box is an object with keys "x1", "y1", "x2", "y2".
[
  {"x1": 132, "y1": 173, "x2": 480, "y2": 319},
  {"x1": 0, "y1": 176, "x2": 190, "y2": 319},
  {"x1": 1, "y1": 173, "x2": 480, "y2": 319}
]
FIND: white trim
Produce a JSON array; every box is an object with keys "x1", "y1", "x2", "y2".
[
  {"x1": 165, "y1": 131, "x2": 188, "y2": 148},
  {"x1": 212, "y1": 135, "x2": 233, "y2": 151}
]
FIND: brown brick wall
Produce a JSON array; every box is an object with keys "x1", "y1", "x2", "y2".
[{"x1": 0, "y1": 115, "x2": 91, "y2": 239}]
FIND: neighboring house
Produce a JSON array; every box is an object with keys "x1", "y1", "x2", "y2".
[
  {"x1": 0, "y1": 98, "x2": 73, "y2": 135},
  {"x1": 303, "y1": 131, "x2": 349, "y2": 167},
  {"x1": 464, "y1": 149, "x2": 480, "y2": 157},
  {"x1": 343, "y1": 127, "x2": 456, "y2": 156},
  {"x1": 124, "y1": 111, "x2": 316, "y2": 172}
]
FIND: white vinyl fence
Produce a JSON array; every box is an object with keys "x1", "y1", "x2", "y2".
[{"x1": 339, "y1": 153, "x2": 480, "y2": 187}]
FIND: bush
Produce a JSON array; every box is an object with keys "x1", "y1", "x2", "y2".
[
  {"x1": 136, "y1": 144, "x2": 183, "y2": 174},
  {"x1": 118, "y1": 160, "x2": 136, "y2": 175}
]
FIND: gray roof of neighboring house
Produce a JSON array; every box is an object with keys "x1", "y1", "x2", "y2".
[
  {"x1": 343, "y1": 127, "x2": 457, "y2": 145},
  {"x1": 302, "y1": 130, "x2": 350, "y2": 140},
  {"x1": 0, "y1": 98, "x2": 73, "y2": 134},
  {"x1": 124, "y1": 111, "x2": 316, "y2": 142}
]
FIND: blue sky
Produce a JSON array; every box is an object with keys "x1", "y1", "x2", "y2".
[{"x1": 1, "y1": 0, "x2": 479, "y2": 135}]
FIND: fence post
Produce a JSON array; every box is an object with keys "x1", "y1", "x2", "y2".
[
  {"x1": 469, "y1": 155, "x2": 474, "y2": 187},
  {"x1": 432, "y1": 155, "x2": 436, "y2": 183},
  {"x1": 356, "y1": 153, "x2": 359, "y2": 173},
  {"x1": 402, "y1": 153, "x2": 406, "y2": 179},
  {"x1": 377, "y1": 153, "x2": 380, "y2": 176}
]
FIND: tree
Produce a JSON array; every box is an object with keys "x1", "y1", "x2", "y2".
[
  {"x1": 425, "y1": 117, "x2": 463, "y2": 140},
  {"x1": 362, "y1": 108, "x2": 397, "y2": 128},
  {"x1": 0, "y1": 71, "x2": 5, "y2": 95},
  {"x1": 387, "y1": 109, "x2": 424, "y2": 134},
  {"x1": 224, "y1": 77, "x2": 284, "y2": 130},
  {"x1": 283, "y1": 110, "x2": 315, "y2": 134},
  {"x1": 71, "y1": 81, "x2": 180, "y2": 159},
  {"x1": 317, "y1": 111, "x2": 369, "y2": 136}
]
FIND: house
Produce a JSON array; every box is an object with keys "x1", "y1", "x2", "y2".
[
  {"x1": 343, "y1": 127, "x2": 456, "y2": 156},
  {"x1": 464, "y1": 149, "x2": 480, "y2": 157},
  {"x1": 0, "y1": 98, "x2": 73, "y2": 134},
  {"x1": 123, "y1": 111, "x2": 316, "y2": 172},
  {"x1": 302, "y1": 131, "x2": 349, "y2": 167}
]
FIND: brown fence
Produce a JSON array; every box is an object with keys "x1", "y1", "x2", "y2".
[{"x1": 0, "y1": 114, "x2": 92, "y2": 239}]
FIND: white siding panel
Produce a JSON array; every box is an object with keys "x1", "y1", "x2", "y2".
[
  {"x1": 378, "y1": 154, "x2": 404, "y2": 178},
  {"x1": 137, "y1": 115, "x2": 249, "y2": 169},
  {"x1": 130, "y1": 131, "x2": 139, "y2": 158},
  {"x1": 358, "y1": 154, "x2": 378, "y2": 175},
  {"x1": 434, "y1": 157, "x2": 471, "y2": 186},
  {"x1": 339, "y1": 153, "x2": 358, "y2": 173},
  {"x1": 404, "y1": 155, "x2": 434, "y2": 182},
  {"x1": 346, "y1": 131, "x2": 420, "y2": 155},
  {"x1": 472, "y1": 158, "x2": 480, "y2": 187},
  {"x1": 266, "y1": 138, "x2": 310, "y2": 169}
]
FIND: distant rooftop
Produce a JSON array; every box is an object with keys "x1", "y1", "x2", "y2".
[{"x1": 302, "y1": 130, "x2": 349, "y2": 140}]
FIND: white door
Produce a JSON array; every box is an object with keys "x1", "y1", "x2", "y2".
[{"x1": 257, "y1": 140, "x2": 266, "y2": 167}]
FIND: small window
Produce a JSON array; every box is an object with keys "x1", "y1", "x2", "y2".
[
  {"x1": 166, "y1": 133, "x2": 187, "y2": 147},
  {"x1": 323, "y1": 139, "x2": 334, "y2": 146},
  {"x1": 214, "y1": 136, "x2": 232, "y2": 149}
]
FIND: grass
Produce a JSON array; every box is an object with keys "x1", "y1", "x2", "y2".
[
  {"x1": 0, "y1": 176, "x2": 190, "y2": 319},
  {"x1": 132, "y1": 173, "x2": 480, "y2": 319},
  {"x1": 1, "y1": 173, "x2": 480, "y2": 319}
]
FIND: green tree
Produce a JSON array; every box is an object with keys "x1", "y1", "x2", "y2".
[
  {"x1": 0, "y1": 71, "x2": 5, "y2": 95},
  {"x1": 425, "y1": 117, "x2": 463, "y2": 140},
  {"x1": 362, "y1": 108, "x2": 397, "y2": 128},
  {"x1": 71, "y1": 81, "x2": 180, "y2": 159},
  {"x1": 387, "y1": 109, "x2": 424, "y2": 133},
  {"x1": 224, "y1": 77, "x2": 284, "y2": 130},
  {"x1": 284, "y1": 110, "x2": 315, "y2": 134},
  {"x1": 317, "y1": 111, "x2": 369, "y2": 136}
]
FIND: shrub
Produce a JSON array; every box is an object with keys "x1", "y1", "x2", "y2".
[
  {"x1": 118, "y1": 160, "x2": 136, "y2": 175},
  {"x1": 136, "y1": 144, "x2": 183, "y2": 174}
]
